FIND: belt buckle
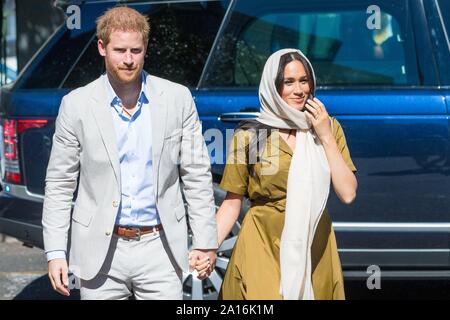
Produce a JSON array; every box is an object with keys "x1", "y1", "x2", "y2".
[{"x1": 130, "y1": 227, "x2": 141, "y2": 241}]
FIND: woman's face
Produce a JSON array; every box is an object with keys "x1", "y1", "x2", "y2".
[{"x1": 280, "y1": 60, "x2": 311, "y2": 111}]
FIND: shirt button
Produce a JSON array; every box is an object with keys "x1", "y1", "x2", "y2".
[{"x1": 112, "y1": 200, "x2": 119, "y2": 207}]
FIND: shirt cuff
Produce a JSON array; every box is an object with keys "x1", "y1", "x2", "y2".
[{"x1": 46, "y1": 250, "x2": 66, "y2": 262}]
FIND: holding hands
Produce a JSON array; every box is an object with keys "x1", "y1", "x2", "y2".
[{"x1": 188, "y1": 249, "x2": 216, "y2": 280}]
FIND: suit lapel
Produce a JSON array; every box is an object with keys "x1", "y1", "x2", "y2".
[
  {"x1": 88, "y1": 74, "x2": 167, "y2": 194},
  {"x1": 146, "y1": 74, "x2": 167, "y2": 197},
  {"x1": 90, "y1": 75, "x2": 121, "y2": 188}
]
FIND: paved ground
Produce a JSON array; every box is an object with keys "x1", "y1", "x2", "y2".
[
  {"x1": 0, "y1": 236, "x2": 79, "y2": 300},
  {"x1": 1, "y1": 235, "x2": 450, "y2": 300}
]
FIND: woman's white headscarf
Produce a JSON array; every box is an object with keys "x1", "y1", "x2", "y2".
[{"x1": 256, "y1": 48, "x2": 331, "y2": 300}]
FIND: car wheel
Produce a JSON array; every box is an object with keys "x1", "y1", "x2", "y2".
[
  {"x1": 182, "y1": 182, "x2": 248, "y2": 300},
  {"x1": 182, "y1": 221, "x2": 240, "y2": 300}
]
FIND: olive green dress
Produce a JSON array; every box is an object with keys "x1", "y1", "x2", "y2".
[{"x1": 219, "y1": 117, "x2": 357, "y2": 300}]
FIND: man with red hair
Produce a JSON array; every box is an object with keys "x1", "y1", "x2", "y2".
[{"x1": 43, "y1": 6, "x2": 217, "y2": 300}]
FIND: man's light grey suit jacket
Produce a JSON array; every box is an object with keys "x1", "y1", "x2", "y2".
[{"x1": 42, "y1": 73, "x2": 218, "y2": 280}]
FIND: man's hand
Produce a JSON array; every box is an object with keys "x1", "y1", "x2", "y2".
[
  {"x1": 48, "y1": 258, "x2": 70, "y2": 296},
  {"x1": 194, "y1": 256, "x2": 211, "y2": 279},
  {"x1": 188, "y1": 249, "x2": 217, "y2": 280}
]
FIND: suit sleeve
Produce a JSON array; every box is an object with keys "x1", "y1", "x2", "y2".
[
  {"x1": 179, "y1": 88, "x2": 218, "y2": 250},
  {"x1": 42, "y1": 96, "x2": 80, "y2": 254}
]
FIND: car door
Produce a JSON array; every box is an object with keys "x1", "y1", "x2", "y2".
[{"x1": 195, "y1": 0, "x2": 450, "y2": 276}]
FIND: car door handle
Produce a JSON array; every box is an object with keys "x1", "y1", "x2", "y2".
[{"x1": 218, "y1": 112, "x2": 260, "y2": 123}]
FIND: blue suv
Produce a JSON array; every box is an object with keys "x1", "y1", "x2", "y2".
[{"x1": 1, "y1": 0, "x2": 450, "y2": 299}]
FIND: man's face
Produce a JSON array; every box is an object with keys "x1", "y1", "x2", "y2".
[{"x1": 98, "y1": 30, "x2": 146, "y2": 85}]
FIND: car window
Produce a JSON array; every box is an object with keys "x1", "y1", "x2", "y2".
[
  {"x1": 17, "y1": 29, "x2": 94, "y2": 89},
  {"x1": 425, "y1": 0, "x2": 450, "y2": 85},
  {"x1": 437, "y1": 0, "x2": 450, "y2": 39},
  {"x1": 202, "y1": 0, "x2": 419, "y2": 88},
  {"x1": 436, "y1": 0, "x2": 450, "y2": 85},
  {"x1": 63, "y1": 1, "x2": 230, "y2": 89}
]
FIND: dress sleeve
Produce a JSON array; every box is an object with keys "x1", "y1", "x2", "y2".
[
  {"x1": 219, "y1": 129, "x2": 251, "y2": 196},
  {"x1": 331, "y1": 117, "x2": 357, "y2": 172}
]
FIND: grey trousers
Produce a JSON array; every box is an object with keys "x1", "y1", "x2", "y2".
[{"x1": 80, "y1": 229, "x2": 183, "y2": 300}]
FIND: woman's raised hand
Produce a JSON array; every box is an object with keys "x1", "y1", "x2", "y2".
[{"x1": 304, "y1": 97, "x2": 333, "y2": 143}]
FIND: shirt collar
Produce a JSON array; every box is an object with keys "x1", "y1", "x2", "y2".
[{"x1": 105, "y1": 71, "x2": 149, "y2": 115}]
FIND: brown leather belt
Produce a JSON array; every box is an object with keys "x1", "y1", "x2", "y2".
[{"x1": 113, "y1": 224, "x2": 163, "y2": 240}]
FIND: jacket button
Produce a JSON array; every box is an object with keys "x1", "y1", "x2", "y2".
[
  {"x1": 105, "y1": 231, "x2": 111, "y2": 236},
  {"x1": 112, "y1": 200, "x2": 119, "y2": 207}
]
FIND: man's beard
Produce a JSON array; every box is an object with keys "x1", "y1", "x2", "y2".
[{"x1": 107, "y1": 62, "x2": 142, "y2": 85}]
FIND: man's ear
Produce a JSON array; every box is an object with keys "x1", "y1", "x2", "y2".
[
  {"x1": 98, "y1": 39, "x2": 107, "y2": 57},
  {"x1": 144, "y1": 41, "x2": 149, "y2": 56}
]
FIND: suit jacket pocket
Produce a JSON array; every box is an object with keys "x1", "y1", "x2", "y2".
[
  {"x1": 174, "y1": 202, "x2": 186, "y2": 222},
  {"x1": 72, "y1": 206, "x2": 93, "y2": 227}
]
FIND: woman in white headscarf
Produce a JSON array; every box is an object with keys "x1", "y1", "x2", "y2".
[{"x1": 196, "y1": 49, "x2": 357, "y2": 300}]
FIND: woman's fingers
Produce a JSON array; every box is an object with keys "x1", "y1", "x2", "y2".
[
  {"x1": 195, "y1": 260, "x2": 211, "y2": 272},
  {"x1": 312, "y1": 98, "x2": 329, "y2": 117},
  {"x1": 195, "y1": 256, "x2": 210, "y2": 266},
  {"x1": 194, "y1": 256, "x2": 211, "y2": 274},
  {"x1": 306, "y1": 97, "x2": 327, "y2": 111},
  {"x1": 195, "y1": 264, "x2": 210, "y2": 272},
  {"x1": 306, "y1": 98, "x2": 329, "y2": 121},
  {"x1": 304, "y1": 107, "x2": 315, "y2": 122},
  {"x1": 304, "y1": 101, "x2": 318, "y2": 119},
  {"x1": 193, "y1": 256, "x2": 213, "y2": 280},
  {"x1": 197, "y1": 272, "x2": 209, "y2": 280},
  {"x1": 313, "y1": 97, "x2": 325, "y2": 111},
  {"x1": 306, "y1": 98, "x2": 319, "y2": 109}
]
